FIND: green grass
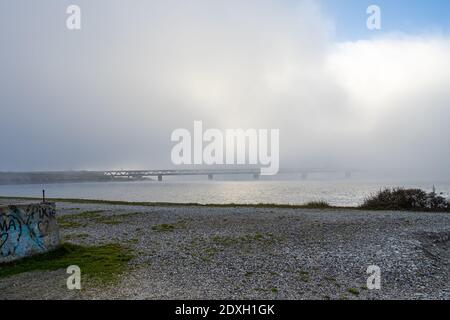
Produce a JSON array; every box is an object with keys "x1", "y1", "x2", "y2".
[
  {"x1": 58, "y1": 219, "x2": 85, "y2": 229},
  {"x1": 72, "y1": 210, "x2": 105, "y2": 218},
  {"x1": 0, "y1": 196, "x2": 352, "y2": 210},
  {"x1": 324, "y1": 276, "x2": 339, "y2": 287},
  {"x1": 200, "y1": 247, "x2": 221, "y2": 262},
  {"x1": 63, "y1": 233, "x2": 90, "y2": 241},
  {"x1": 0, "y1": 243, "x2": 134, "y2": 284},
  {"x1": 347, "y1": 288, "x2": 360, "y2": 296},
  {"x1": 151, "y1": 223, "x2": 176, "y2": 232},
  {"x1": 57, "y1": 211, "x2": 103, "y2": 229},
  {"x1": 297, "y1": 270, "x2": 310, "y2": 282},
  {"x1": 298, "y1": 270, "x2": 309, "y2": 275},
  {"x1": 93, "y1": 212, "x2": 140, "y2": 225},
  {"x1": 187, "y1": 233, "x2": 281, "y2": 263},
  {"x1": 151, "y1": 221, "x2": 186, "y2": 232},
  {"x1": 57, "y1": 211, "x2": 139, "y2": 229}
]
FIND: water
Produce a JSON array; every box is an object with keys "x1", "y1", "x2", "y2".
[{"x1": 1, "y1": 179, "x2": 449, "y2": 206}]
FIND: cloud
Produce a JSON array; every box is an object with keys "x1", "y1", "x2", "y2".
[
  {"x1": 0, "y1": 1, "x2": 450, "y2": 178},
  {"x1": 325, "y1": 35, "x2": 450, "y2": 175}
]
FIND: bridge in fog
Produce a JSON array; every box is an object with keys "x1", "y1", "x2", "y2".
[
  {"x1": 103, "y1": 168, "x2": 262, "y2": 181},
  {"x1": 0, "y1": 168, "x2": 353, "y2": 185},
  {"x1": 103, "y1": 168, "x2": 352, "y2": 181}
]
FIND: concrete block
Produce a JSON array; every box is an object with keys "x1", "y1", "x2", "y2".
[{"x1": 0, "y1": 203, "x2": 60, "y2": 263}]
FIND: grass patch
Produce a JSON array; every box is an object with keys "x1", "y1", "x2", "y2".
[
  {"x1": 0, "y1": 243, "x2": 133, "y2": 284},
  {"x1": 152, "y1": 223, "x2": 175, "y2": 232},
  {"x1": 347, "y1": 288, "x2": 360, "y2": 296},
  {"x1": 324, "y1": 276, "x2": 339, "y2": 287},
  {"x1": 73, "y1": 210, "x2": 105, "y2": 218},
  {"x1": 58, "y1": 219, "x2": 85, "y2": 229},
  {"x1": 63, "y1": 233, "x2": 90, "y2": 241},
  {"x1": 188, "y1": 233, "x2": 281, "y2": 262},
  {"x1": 57, "y1": 211, "x2": 103, "y2": 229},
  {"x1": 126, "y1": 238, "x2": 139, "y2": 244},
  {"x1": 152, "y1": 221, "x2": 186, "y2": 232},
  {"x1": 0, "y1": 196, "x2": 354, "y2": 210},
  {"x1": 200, "y1": 247, "x2": 221, "y2": 262},
  {"x1": 298, "y1": 270, "x2": 309, "y2": 275},
  {"x1": 297, "y1": 270, "x2": 310, "y2": 282},
  {"x1": 94, "y1": 212, "x2": 140, "y2": 225},
  {"x1": 189, "y1": 248, "x2": 219, "y2": 262},
  {"x1": 57, "y1": 211, "x2": 139, "y2": 229}
]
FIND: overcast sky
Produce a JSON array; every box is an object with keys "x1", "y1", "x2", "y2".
[{"x1": 1, "y1": 0, "x2": 450, "y2": 178}]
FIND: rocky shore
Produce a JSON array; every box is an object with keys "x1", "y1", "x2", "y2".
[{"x1": 0, "y1": 198, "x2": 449, "y2": 300}]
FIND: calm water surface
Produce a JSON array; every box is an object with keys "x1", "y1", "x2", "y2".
[{"x1": 1, "y1": 179, "x2": 449, "y2": 206}]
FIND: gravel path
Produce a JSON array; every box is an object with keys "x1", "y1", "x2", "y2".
[{"x1": 1, "y1": 199, "x2": 449, "y2": 300}]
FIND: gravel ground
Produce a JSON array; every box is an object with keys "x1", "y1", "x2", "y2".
[{"x1": 0, "y1": 199, "x2": 449, "y2": 300}]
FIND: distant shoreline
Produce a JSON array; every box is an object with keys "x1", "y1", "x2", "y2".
[
  {"x1": 0, "y1": 171, "x2": 151, "y2": 185},
  {"x1": 0, "y1": 179, "x2": 149, "y2": 186},
  {"x1": 0, "y1": 195, "x2": 356, "y2": 210},
  {"x1": 1, "y1": 195, "x2": 449, "y2": 213}
]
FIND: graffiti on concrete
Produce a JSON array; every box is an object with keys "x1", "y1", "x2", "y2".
[
  {"x1": 0, "y1": 203, "x2": 60, "y2": 263},
  {"x1": 0, "y1": 213, "x2": 22, "y2": 257}
]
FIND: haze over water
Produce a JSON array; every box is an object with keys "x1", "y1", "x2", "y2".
[
  {"x1": 2, "y1": 1, "x2": 450, "y2": 206},
  {"x1": 2, "y1": 1, "x2": 450, "y2": 180},
  {"x1": 1, "y1": 178, "x2": 449, "y2": 207}
]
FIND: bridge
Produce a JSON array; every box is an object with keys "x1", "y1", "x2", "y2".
[
  {"x1": 0, "y1": 169, "x2": 354, "y2": 185},
  {"x1": 103, "y1": 168, "x2": 353, "y2": 181},
  {"x1": 103, "y1": 168, "x2": 262, "y2": 181}
]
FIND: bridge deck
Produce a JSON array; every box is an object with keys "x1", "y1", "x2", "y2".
[
  {"x1": 102, "y1": 168, "x2": 352, "y2": 180},
  {"x1": 103, "y1": 169, "x2": 261, "y2": 177}
]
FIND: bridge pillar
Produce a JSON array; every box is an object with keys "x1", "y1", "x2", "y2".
[
  {"x1": 253, "y1": 173, "x2": 260, "y2": 180},
  {"x1": 345, "y1": 171, "x2": 352, "y2": 179},
  {"x1": 208, "y1": 174, "x2": 214, "y2": 181},
  {"x1": 301, "y1": 173, "x2": 308, "y2": 180},
  {"x1": 158, "y1": 175, "x2": 163, "y2": 182}
]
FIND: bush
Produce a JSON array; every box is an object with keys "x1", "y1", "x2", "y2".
[
  {"x1": 303, "y1": 201, "x2": 332, "y2": 209},
  {"x1": 361, "y1": 188, "x2": 449, "y2": 212}
]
